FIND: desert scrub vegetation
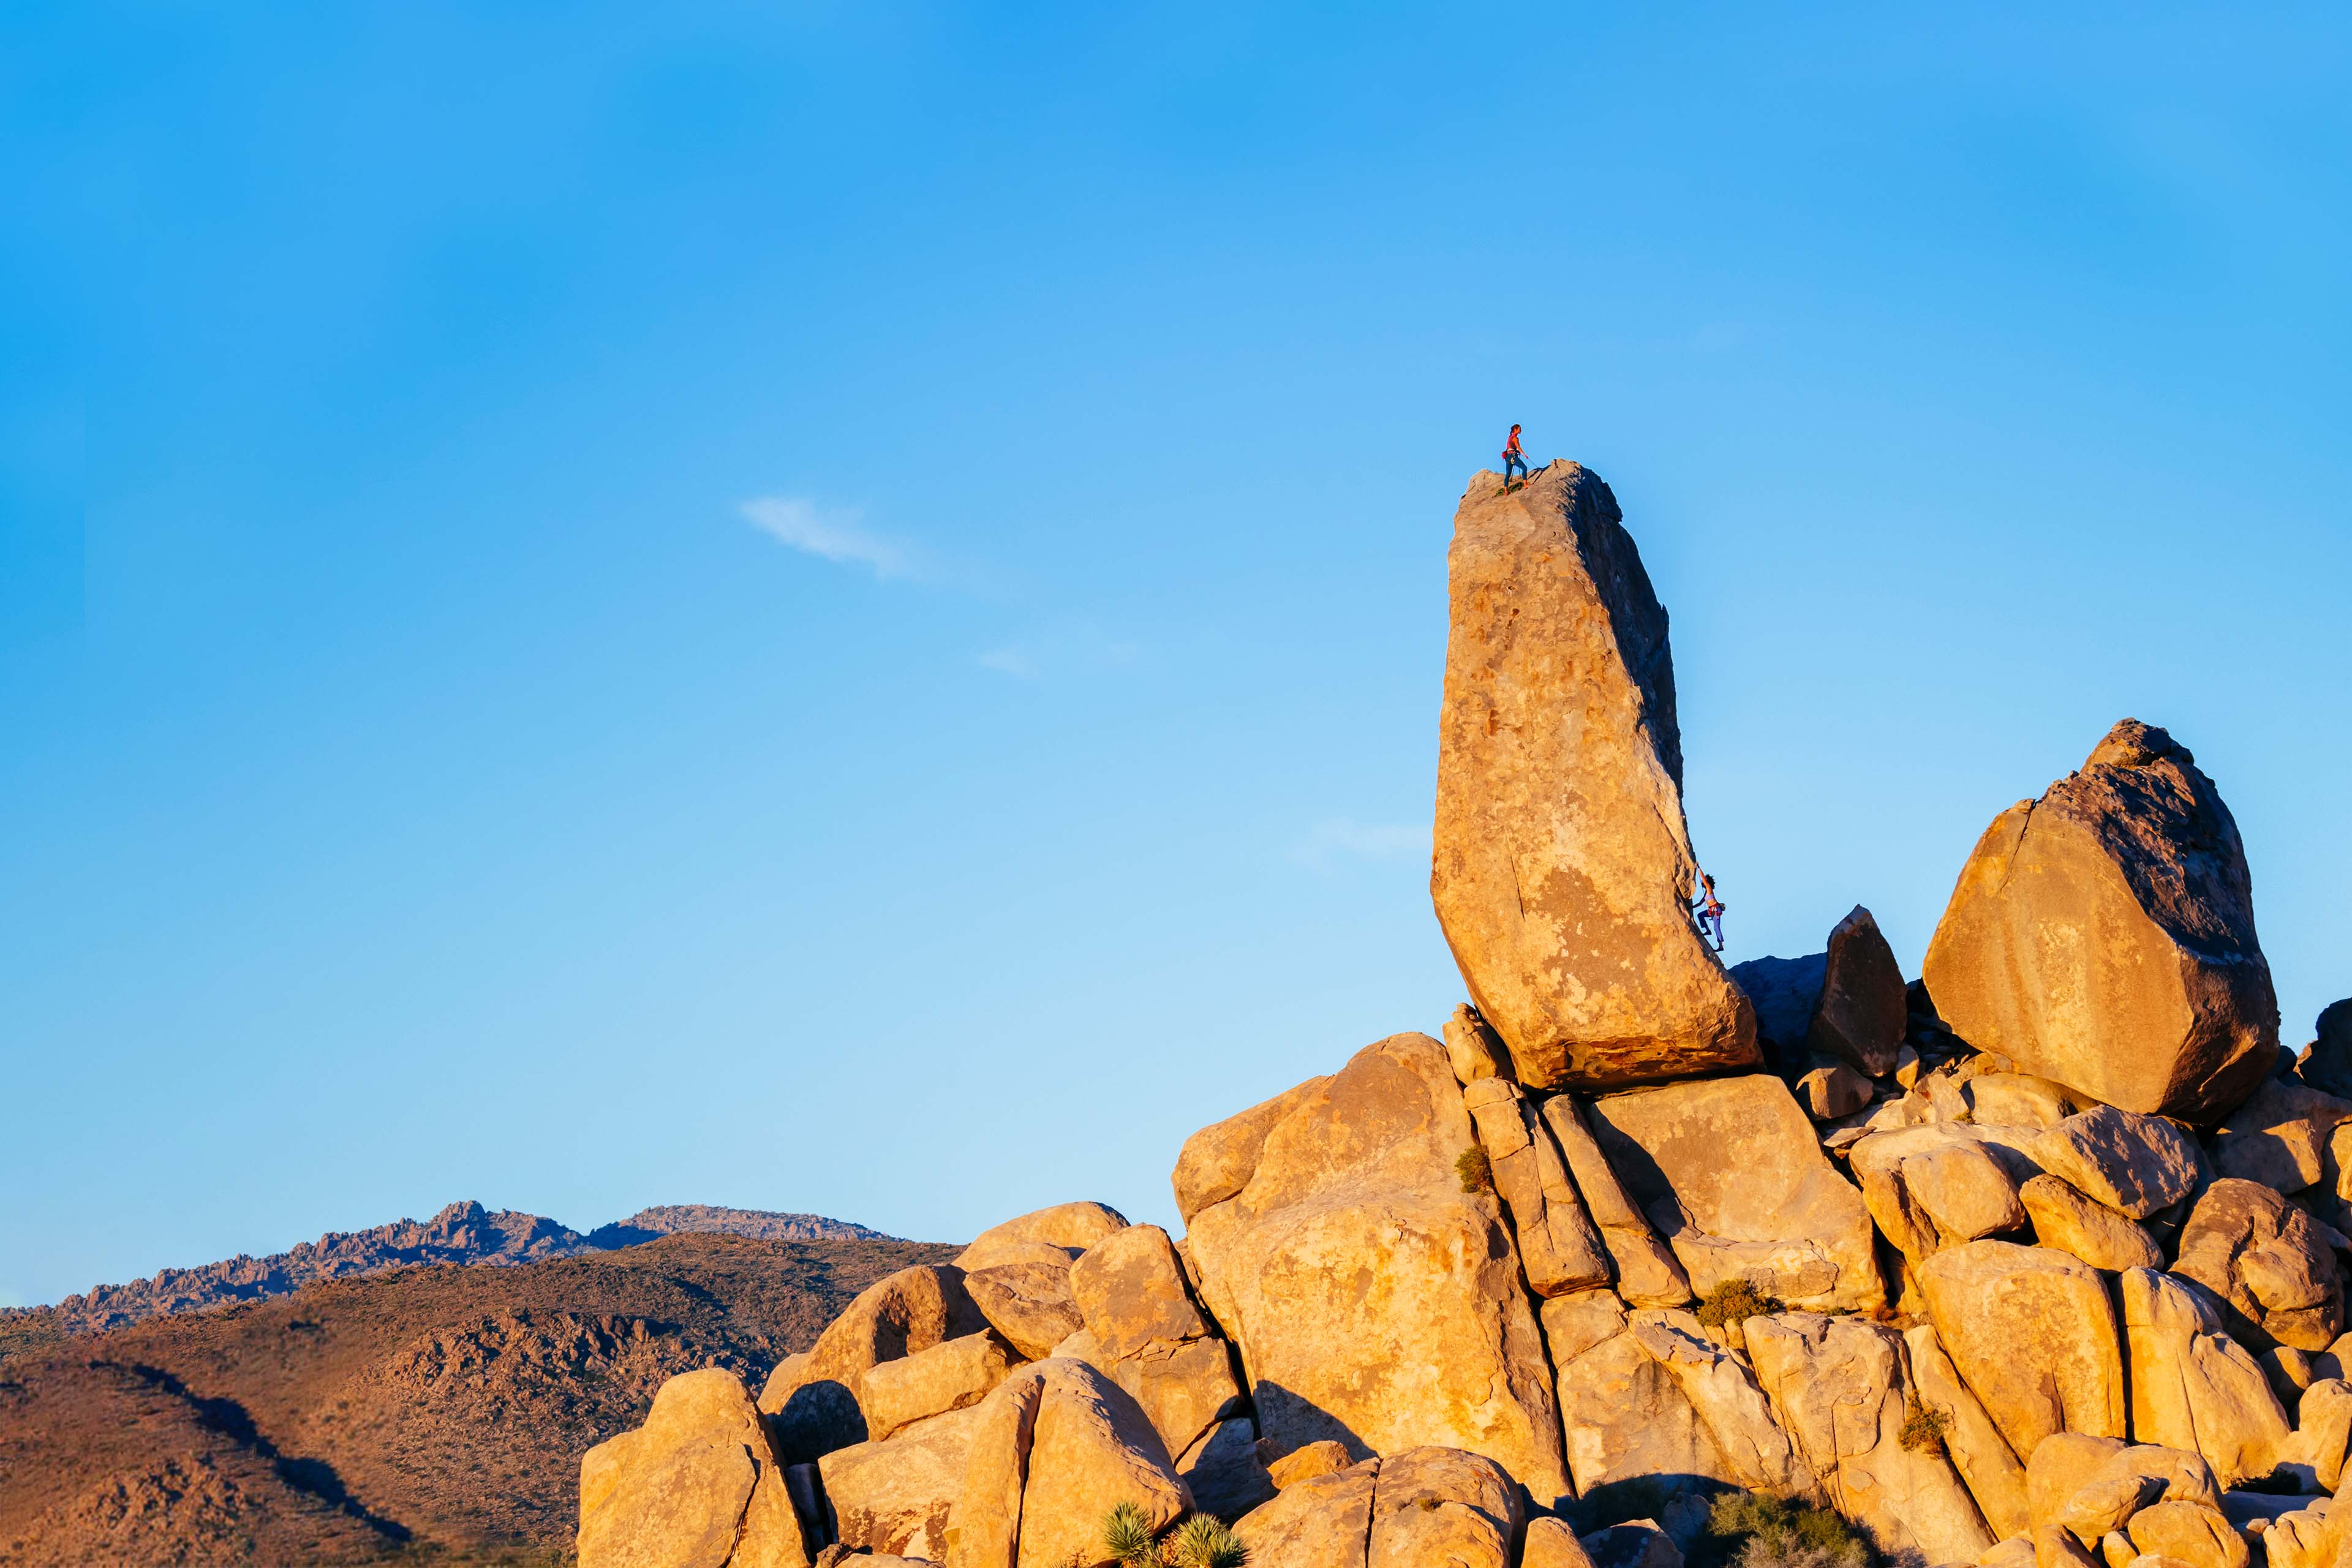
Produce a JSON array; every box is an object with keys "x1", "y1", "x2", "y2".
[
  {"x1": 1165, "y1": 1512, "x2": 1250, "y2": 1566},
  {"x1": 1706, "y1": 1491, "x2": 1872, "y2": 1568},
  {"x1": 1898, "y1": 1398, "x2": 1948, "y2": 1455},
  {"x1": 1102, "y1": 1500, "x2": 1159, "y2": 1565},
  {"x1": 1456, "y1": 1147, "x2": 1494, "y2": 1194},
  {"x1": 1695, "y1": 1278, "x2": 1782, "y2": 1328},
  {"x1": 1098, "y1": 1504, "x2": 1251, "y2": 1568}
]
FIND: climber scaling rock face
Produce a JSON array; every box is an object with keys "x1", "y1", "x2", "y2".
[
  {"x1": 1431, "y1": 461, "x2": 1758, "y2": 1090},
  {"x1": 1921, "y1": 718, "x2": 2280, "y2": 1125}
]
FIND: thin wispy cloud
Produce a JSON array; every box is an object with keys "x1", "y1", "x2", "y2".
[
  {"x1": 1291, "y1": 817, "x2": 1432, "y2": 869},
  {"x1": 741, "y1": 496, "x2": 922, "y2": 581},
  {"x1": 975, "y1": 628, "x2": 1139, "y2": 682}
]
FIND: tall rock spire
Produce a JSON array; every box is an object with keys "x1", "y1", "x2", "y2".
[{"x1": 1431, "y1": 461, "x2": 1757, "y2": 1088}]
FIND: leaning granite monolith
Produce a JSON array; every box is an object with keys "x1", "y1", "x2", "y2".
[
  {"x1": 1921, "y1": 720, "x2": 2278, "y2": 1124},
  {"x1": 1431, "y1": 461, "x2": 1757, "y2": 1090}
]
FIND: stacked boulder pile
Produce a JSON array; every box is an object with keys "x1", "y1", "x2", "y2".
[{"x1": 576, "y1": 461, "x2": 2350, "y2": 1568}]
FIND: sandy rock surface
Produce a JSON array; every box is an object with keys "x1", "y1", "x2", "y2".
[
  {"x1": 579, "y1": 1367, "x2": 810, "y2": 1568},
  {"x1": 1588, "y1": 1074, "x2": 1884, "y2": 1313},
  {"x1": 1182, "y1": 1031, "x2": 1571, "y2": 1507}
]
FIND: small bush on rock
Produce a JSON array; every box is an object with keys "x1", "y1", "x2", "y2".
[
  {"x1": 1102, "y1": 1500, "x2": 1159, "y2": 1566},
  {"x1": 1164, "y1": 1512, "x2": 1250, "y2": 1567},
  {"x1": 1707, "y1": 1490, "x2": 1871, "y2": 1568},
  {"x1": 1695, "y1": 1278, "x2": 1782, "y2": 1329},
  {"x1": 1897, "y1": 1399, "x2": 1947, "y2": 1455},
  {"x1": 1456, "y1": 1147, "x2": 1494, "y2": 1195}
]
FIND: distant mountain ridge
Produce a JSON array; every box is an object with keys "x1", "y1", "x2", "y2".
[
  {"x1": 586, "y1": 1204, "x2": 891, "y2": 1248},
  {"x1": 0, "y1": 1231, "x2": 958, "y2": 1566},
  {"x1": 10, "y1": 1200, "x2": 895, "y2": 1337}
]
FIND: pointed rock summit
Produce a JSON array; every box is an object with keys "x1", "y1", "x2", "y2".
[
  {"x1": 1922, "y1": 718, "x2": 2280, "y2": 1123},
  {"x1": 1431, "y1": 461, "x2": 1757, "y2": 1089}
]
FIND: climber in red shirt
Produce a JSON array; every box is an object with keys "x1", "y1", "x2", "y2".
[
  {"x1": 1693, "y1": 869, "x2": 1725, "y2": 952},
  {"x1": 1501, "y1": 424, "x2": 1529, "y2": 488}
]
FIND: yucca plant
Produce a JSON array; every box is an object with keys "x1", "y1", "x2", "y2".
[
  {"x1": 1167, "y1": 1512, "x2": 1250, "y2": 1568},
  {"x1": 1102, "y1": 1499, "x2": 1159, "y2": 1566}
]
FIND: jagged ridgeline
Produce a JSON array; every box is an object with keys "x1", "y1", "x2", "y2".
[
  {"x1": 578, "y1": 461, "x2": 2347, "y2": 1568},
  {"x1": 10, "y1": 1201, "x2": 891, "y2": 1338}
]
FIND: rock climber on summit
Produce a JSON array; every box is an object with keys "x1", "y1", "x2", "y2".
[{"x1": 1501, "y1": 424, "x2": 1529, "y2": 489}]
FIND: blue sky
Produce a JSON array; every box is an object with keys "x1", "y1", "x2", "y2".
[{"x1": 3, "y1": 3, "x2": 2347, "y2": 1308}]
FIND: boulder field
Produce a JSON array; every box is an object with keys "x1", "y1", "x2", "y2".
[{"x1": 575, "y1": 466, "x2": 2345, "y2": 1568}]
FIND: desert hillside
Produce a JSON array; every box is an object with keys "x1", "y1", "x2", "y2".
[{"x1": 0, "y1": 1232, "x2": 953, "y2": 1566}]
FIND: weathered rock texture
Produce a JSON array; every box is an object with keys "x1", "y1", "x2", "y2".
[
  {"x1": 1067, "y1": 1223, "x2": 1243, "y2": 1460},
  {"x1": 1917, "y1": 1240, "x2": 2124, "y2": 1460},
  {"x1": 1809, "y1": 906, "x2": 1907, "y2": 1077},
  {"x1": 2027, "y1": 1107, "x2": 2204, "y2": 1220},
  {"x1": 1921, "y1": 720, "x2": 2280, "y2": 1123},
  {"x1": 2299, "y1": 1001, "x2": 2352, "y2": 1099},
  {"x1": 954, "y1": 1357, "x2": 1190, "y2": 1568},
  {"x1": 857, "y1": 1329, "x2": 1016, "y2": 1443},
  {"x1": 1444, "y1": 1003, "x2": 1514, "y2": 1084},
  {"x1": 1747, "y1": 1312, "x2": 1994, "y2": 1562},
  {"x1": 1626, "y1": 1308, "x2": 1811, "y2": 1494},
  {"x1": 961, "y1": 1263, "x2": 1082, "y2": 1361},
  {"x1": 1541, "y1": 1289, "x2": 1729, "y2": 1498},
  {"x1": 1463, "y1": 1077, "x2": 1612, "y2": 1297},
  {"x1": 1178, "y1": 1416, "x2": 1276, "y2": 1521},
  {"x1": 2019, "y1": 1177, "x2": 2166, "y2": 1273},
  {"x1": 1232, "y1": 1447, "x2": 1523, "y2": 1568},
  {"x1": 1538, "y1": 1096, "x2": 1689, "y2": 1305},
  {"x1": 1587, "y1": 1075, "x2": 1884, "y2": 1312},
  {"x1": 1180, "y1": 1032, "x2": 1572, "y2": 1506},
  {"x1": 817, "y1": 1403, "x2": 980, "y2": 1561},
  {"x1": 955, "y1": 1202, "x2": 1129, "y2": 1273},
  {"x1": 1171, "y1": 1077, "x2": 1332, "y2": 1225},
  {"x1": 2170, "y1": 1180, "x2": 2345, "y2": 1353},
  {"x1": 2209, "y1": 1077, "x2": 2352, "y2": 1193},
  {"x1": 578, "y1": 1366, "x2": 811, "y2": 1568},
  {"x1": 2116, "y1": 1268, "x2": 2290, "y2": 1487},
  {"x1": 758, "y1": 1264, "x2": 987, "y2": 1461},
  {"x1": 1430, "y1": 461, "x2": 1757, "y2": 1090},
  {"x1": 1230, "y1": 1458, "x2": 1378, "y2": 1567},
  {"x1": 1906, "y1": 1321, "x2": 2032, "y2": 1539}
]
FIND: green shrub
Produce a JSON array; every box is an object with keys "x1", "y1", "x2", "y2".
[
  {"x1": 1706, "y1": 1490, "x2": 1871, "y2": 1568},
  {"x1": 1456, "y1": 1147, "x2": 1494, "y2": 1195},
  {"x1": 1898, "y1": 1399, "x2": 1948, "y2": 1454},
  {"x1": 1102, "y1": 1500, "x2": 1158, "y2": 1566},
  {"x1": 1167, "y1": 1512, "x2": 1251, "y2": 1567},
  {"x1": 1694, "y1": 1278, "x2": 1782, "y2": 1329}
]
